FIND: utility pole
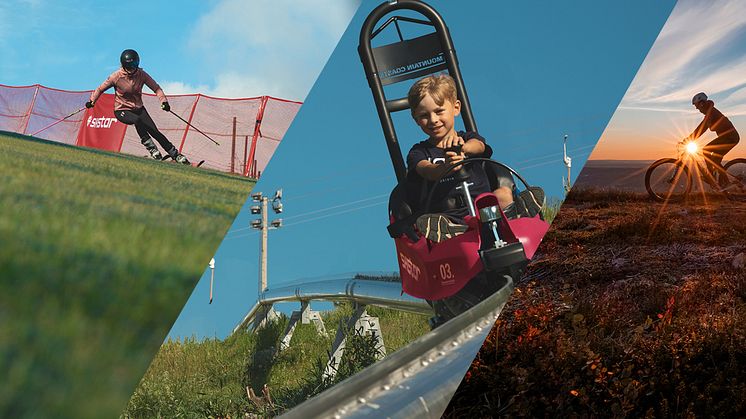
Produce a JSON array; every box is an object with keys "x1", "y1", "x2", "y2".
[
  {"x1": 250, "y1": 189, "x2": 283, "y2": 296},
  {"x1": 260, "y1": 196, "x2": 268, "y2": 292},
  {"x1": 562, "y1": 134, "x2": 572, "y2": 195}
]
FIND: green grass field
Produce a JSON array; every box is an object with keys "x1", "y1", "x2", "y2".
[{"x1": 0, "y1": 132, "x2": 255, "y2": 417}]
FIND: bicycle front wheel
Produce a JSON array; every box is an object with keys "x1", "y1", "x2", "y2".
[
  {"x1": 724, "y1": 158, "x2": 746, "y2": 199},
  {"x1": 645, "y1": 158, "x2": 691, "y2": 202}
]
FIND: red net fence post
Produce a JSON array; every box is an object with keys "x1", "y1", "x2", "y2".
[
  {"x1": 178, "y1": 94, "x2": 201, "y2": 152},
  {"x1": 20, "y1": 85, "x2": 40, "y2": 134},
  {"x1": 245, "y1": 96, "x2": 302, "y2": 178},
  {"x1": 0, "y1": 84, "x2": 302, "y2": 176},
  {"x1": 243, "y1": 135, "x2": 249, "y2": 175},
  {"x1": 231, "y1": 116, "x2": 237, "y2": 174},
  {"x1": 245, "y1": 96, "x2": 268, "y2": 178}
]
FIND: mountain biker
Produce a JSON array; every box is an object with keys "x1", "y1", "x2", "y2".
[
  {"x1": 86, "y1": 49, "x2": 190, "y2": 164},
  {"x1": 686, "y1": 92, "x2": 740, "y2": 190}
]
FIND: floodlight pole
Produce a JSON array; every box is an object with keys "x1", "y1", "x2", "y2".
[
  {"x1": 251, "y1": 190, "x2": 283, "y2": 297},
  {"x1": 260, "y1": 196, "x2": 269, "y2": 294},
  {"x1": 563, "y1": 134, "x2": 572, "y2": 195}
]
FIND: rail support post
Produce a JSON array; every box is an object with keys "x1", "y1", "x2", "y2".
[
  {"x1": 252, "y1": 304, "x2": 280, "y2": 331},
  {"x1": 322, "y1": 304, "x2": 386, "y2": 382},
  {"x1": 278, "y1": 301, "x2": 327, "y2": 352}
]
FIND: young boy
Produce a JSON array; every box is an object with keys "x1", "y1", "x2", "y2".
[{"x1": 405, "y1": 74, "x2": 515, "y2": 242}]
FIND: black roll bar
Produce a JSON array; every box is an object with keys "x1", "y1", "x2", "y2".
[{"x1": 358, "y1": 0, "x2": 477, "y2": 183}]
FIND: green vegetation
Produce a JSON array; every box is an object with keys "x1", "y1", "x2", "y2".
[
  {"x1": 0, "y1": 132, "x2": 254, "y2": 417},
  {"x1": 541, "y1": 196, "x2": 564, "y2": 224},
  {"x1": 124, "y1": 304, "x2": 430, "y2": 417}
]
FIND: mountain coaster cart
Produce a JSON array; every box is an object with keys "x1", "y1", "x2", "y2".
[{"x1": 358, "y1": 0, "x2": 550, "y2": 321}]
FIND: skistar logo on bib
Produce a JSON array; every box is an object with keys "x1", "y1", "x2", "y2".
[{"x1": 86, "y1": 116, "x2": 117, "y2": 128}]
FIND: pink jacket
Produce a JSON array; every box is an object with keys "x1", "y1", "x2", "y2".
[{"x1": 90, "y1": 68, "x2": 167, "y2": 111}]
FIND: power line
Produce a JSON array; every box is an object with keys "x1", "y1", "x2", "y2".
[
  {"x1": 226, "y1": 193, "x2": 390, "y2": 235},
  {"x1": 225, "y1": 199, "x2": 387, "y2": 240}
]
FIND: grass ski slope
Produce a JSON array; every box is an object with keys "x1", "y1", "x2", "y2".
[{"x1": 0, "y1": 132, "x2": 255, "y2": 417}]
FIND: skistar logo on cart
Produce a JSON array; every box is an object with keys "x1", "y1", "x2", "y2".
[
  {"x1": 86, "y1": 116, "x2": 118, "y2": 128},
  {"x1": 399, "y1": 252, "x2": 421, "y2": 282}
]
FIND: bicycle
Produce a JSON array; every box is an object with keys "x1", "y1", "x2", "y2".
[{"x1": 645, "y1": 140, "x2": 746, "y2": 202}]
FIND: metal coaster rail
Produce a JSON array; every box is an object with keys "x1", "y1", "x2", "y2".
[
  {"x1": 279, "y1": 278, "x2": 513, "y2": 419},
  {"x1": 232, "y1": 275, "x2": 513, "y2": 418}
]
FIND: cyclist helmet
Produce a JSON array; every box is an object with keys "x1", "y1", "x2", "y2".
[
  {"x1": 692, "y1": 92, "x2": 707, "y2": 105},
  {"x1": 120, "y1": 49, "x2": 140, "y2": 72}
]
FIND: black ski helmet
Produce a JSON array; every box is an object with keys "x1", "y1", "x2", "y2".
[{"x1": 120, "y1": 49, "x2": 140, "y2": 71}]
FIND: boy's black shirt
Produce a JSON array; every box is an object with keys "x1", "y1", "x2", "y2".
[{"x1": 405, "y1": 130, "x2": 493, "y2": 221}]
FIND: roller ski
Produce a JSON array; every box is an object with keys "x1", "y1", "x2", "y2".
[
  {"x1": 146, "y1": 147, "x2": 163, "y2": 160},
  {"x1": 160, "y1": 153, "x2": 205, "y2": 168}
]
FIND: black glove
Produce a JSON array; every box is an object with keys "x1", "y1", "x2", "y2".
[
  {"x1": 85, "y1": 100, "x2": 94, "y2": 109},
  {"x1": 161, "y1": 101, "x2": 170, "y2": 112}
]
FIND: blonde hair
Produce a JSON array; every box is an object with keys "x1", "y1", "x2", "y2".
[{"x1": 407, "y1": 74, "x2": 458, "y2": 115}]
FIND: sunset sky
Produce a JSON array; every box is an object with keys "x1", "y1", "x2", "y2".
[{"x1": 591, "y1": 0, "x2": 746, "y2": 161}]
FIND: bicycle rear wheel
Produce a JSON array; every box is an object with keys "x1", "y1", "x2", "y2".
[
  {"x1": 724, "y1": 158, "x2": 746, "y2": 200},
  {"x1": 645, "y1": 158, "x2": 691, "y2": 202}
]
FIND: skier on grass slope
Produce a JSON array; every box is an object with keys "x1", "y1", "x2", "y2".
[{"x1": 86, "y1": 49, "x2": 190, "y2": 164}]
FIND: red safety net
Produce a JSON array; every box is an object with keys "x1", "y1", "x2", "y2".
[{"x1": 0, "y1": 84, "x2": 302, "y2": 177}]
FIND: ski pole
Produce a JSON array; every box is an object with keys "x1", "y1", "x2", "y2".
[
  {"x1": 29, "y1": 107, "x2": 86, "y2": 137},
  {"x1": 169, "y1": 110, "x2": 221, "y2": 146}
]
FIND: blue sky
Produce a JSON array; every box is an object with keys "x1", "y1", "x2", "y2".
[
  {"x1": 592, "y1": 0, "x2": 746, "y2": 160},
  {"x1": 0, "y1": 0, "x2": 358, "y2": 100},
  {"x1": 167, "y1": 0, "x2": 676, "y2": 340}
]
